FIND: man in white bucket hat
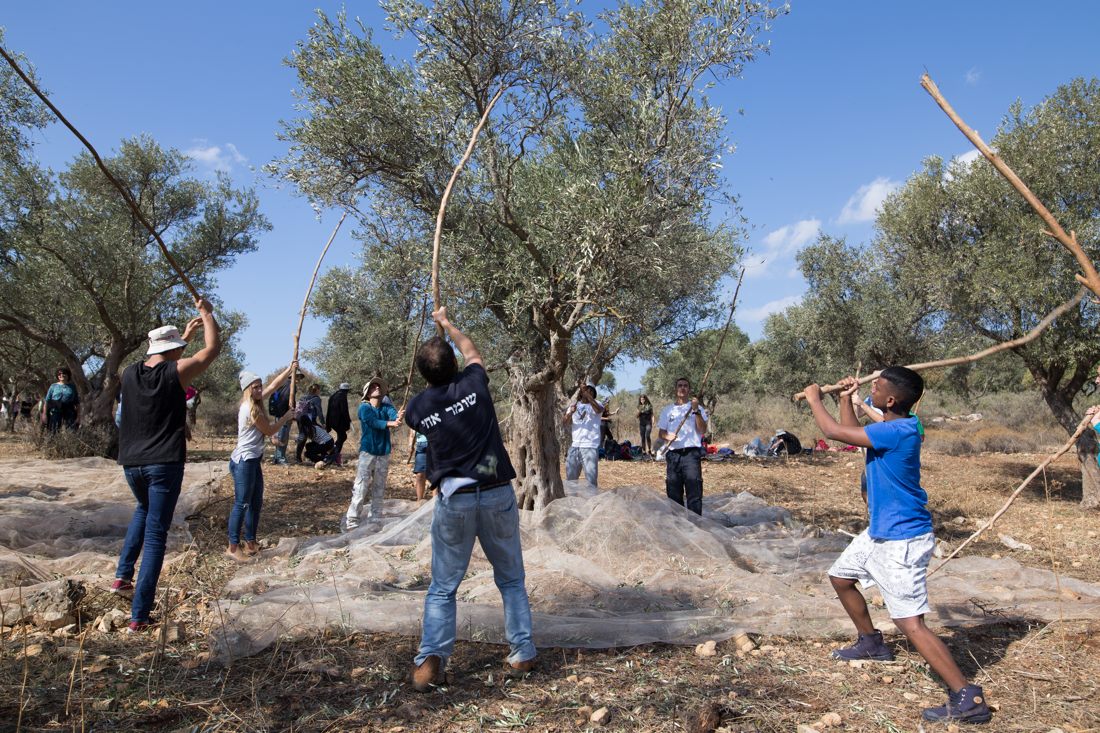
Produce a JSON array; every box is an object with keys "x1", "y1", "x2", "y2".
[{"x1": 111, "y1": 297, "x2": 220, "y2": 632}]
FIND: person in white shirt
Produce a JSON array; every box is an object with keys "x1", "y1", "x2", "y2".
[
  {"x1": 563, "y1": 381, "x2": 604, "y2": 488},
  {"x1": 657, "y1": 377, "x2": 709, "y2": 514}
]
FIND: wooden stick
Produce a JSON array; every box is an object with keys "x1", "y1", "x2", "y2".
[
  {"x1": 658, "y1": 267, "x2": 746, "y2": 454},
  {"x1": 929, "y1": 413, "x2": 1093, "y2": 577},
  {"x1": 920, "y1": 73, "x2": 1100, "y2": 299},
  {"x1": 430, "y1": 86, "x2": 506, "y2": 335},
  {"x1": 288, "y1": 212, "x2": 347, "y2": 407},
  {"x1": 793, "y1": 287, "x2": 1085, "y2": 401},
  {"x1": 0, "y1": 44, "x2": 201, "y2": 300}
]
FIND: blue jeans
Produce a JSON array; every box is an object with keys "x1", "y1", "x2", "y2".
[
  {"x1": 415, "y1": 484, "x2": 536, "y2": 667},
  {"x1": 565, "y1": 446, "x2": 599, "y2": 487},
  {"x1": 273, "y1": 422, "x2": 290, "y2": 464},
  {"x1": 228, "y1": 457, "x2": 264, "y2": 545},
  {"x1": 116, "y1": 463, "x2": 185, "y2": 622},
  {"x1": 665, "y1": 448, "x2": 703, "y2": 515}
]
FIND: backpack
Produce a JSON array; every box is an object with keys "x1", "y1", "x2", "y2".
[{"x1": 270, "y1": 387, "x2": 289, "y2": 417}]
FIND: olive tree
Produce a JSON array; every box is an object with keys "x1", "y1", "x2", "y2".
[
  {"x1": 877, "y1": 78, "x2": 1100, "y2": 507},
  {"x1": 274, "y1": 1, "x2": 783, "y2": 508}
]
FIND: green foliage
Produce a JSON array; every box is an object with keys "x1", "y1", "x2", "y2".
[
  {"x1": 876, "y1": 78, "x2": 1100, "y2": 432},
  {"x1": 642, "y1": 325, "x2": 751, "y2": 412},
  {"x1": 274, "y1": 0, "x2": 785, "y2": 502},
  {"x1": 750, "y1": 234, "x2": 937, "y2": 397},
  {"x1": 0, "y1": 128, "x2": 268, "y2": 425}
]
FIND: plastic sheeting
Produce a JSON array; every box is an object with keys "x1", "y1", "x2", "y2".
[
  {"x1": 212, "y1": 480, "x2": 1100, "y2": 661},
  {"x1": 0, "y1": 457, "x2": 226, "y2": 588}
]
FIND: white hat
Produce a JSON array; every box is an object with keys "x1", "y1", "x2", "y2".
[
  {"x1": 239, "y1": 370, "x2": 262, "y2": 391},
  {"x1": 338, "y1": 382, "x2": 351, "y2": 391},
  {"x1": 147, "y1": 326, "x2": 187, "y2": 355}
]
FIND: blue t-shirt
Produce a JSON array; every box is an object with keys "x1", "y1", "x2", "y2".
[
  {"x1": 358, "y1": 401, "x2": 397, "y2": 455},
  {"x1": 864, "y1": 417, "x2": 932, "y2": 540}
]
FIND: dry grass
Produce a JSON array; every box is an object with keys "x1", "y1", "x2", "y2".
[{"x1": 2, "y1": 429, "x2": 1100, "y2": 731}]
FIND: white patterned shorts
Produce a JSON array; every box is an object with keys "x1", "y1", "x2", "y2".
[{"x1": 828, "y1": 529, "x2": 935, "y2": 619}]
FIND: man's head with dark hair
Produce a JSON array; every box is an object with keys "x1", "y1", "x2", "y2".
[
  {"x1": 416, "y1": 337, "x2": 458, "y2": 386},
  {"x1": 875, "y1": 366, "x2": 924, "y2": 415}
]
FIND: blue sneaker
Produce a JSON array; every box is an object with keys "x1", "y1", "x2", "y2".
[
  {"x1": 830, "y1": 630, "x2": 895, "y2": 661},
  {"x1": 922, "y1": 684, "x2": 992, "y2": 724}
]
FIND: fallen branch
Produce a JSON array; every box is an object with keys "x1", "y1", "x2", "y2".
[
  {"x1": 430, "y1": 86, "x2": 506, "y2": 335},
  {"x1": 920, "y1": 73, "x2": 1100, "y2": 299},
  {"x1": 656, "y1": 267, "x2": 745, "y2": 459},
  {"x1": 289, "y1": 212, "x2": 347, "y2": 406},
  {"x1": 793, "y1": 287, "x2": 1086, "y2": 401},
  {"x1": 929, "y1": 412, "x2": 1093, "y2": 577},
  {"x1": 0, "y1": 44, "x2": 201, "y2": 300}
]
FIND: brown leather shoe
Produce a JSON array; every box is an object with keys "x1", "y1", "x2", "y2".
[
  {"x1": 411, "y1": 655, "x2": 442, "y2": 692},
  {"x1": 503, "y1": 656, "x2": 536, "y2": 676}
]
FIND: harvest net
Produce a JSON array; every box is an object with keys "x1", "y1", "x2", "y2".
[{"x1": 2, "y1": 458, "x2": 1098, "y2": 661}]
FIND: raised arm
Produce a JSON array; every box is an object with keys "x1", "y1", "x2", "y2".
[
  {"x1": 433, "y1": 307, "x2": 482, "y2": 368},
  {"x1": 803, "y1": 383, "x2": 872, "y2": 449},
  {"x1": 177, "y1": 298, "x2": 221, "y2": 388},
  {"x1": 261, "y1": 362, "x2": 297, "y2": 401},
  {"x1": 837, "y1": 376, "x2": 862, "y2": 428}
]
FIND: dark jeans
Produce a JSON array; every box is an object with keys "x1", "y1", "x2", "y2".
[
  {"x1": 665, "y1": 448, "x2": 703, "y2": 515},
  {"x1": 228, "y1": 457, "x2": 264, "y2": 545},
  {"x1": 116, "y1": 462, "x2": 185, "y2": 622},
  {"x1": 332, "y1": 428, "x2": 348, "y2": 457},
  {"x1": 639, "y1": 419, "x2": 652, "y2": 454}
]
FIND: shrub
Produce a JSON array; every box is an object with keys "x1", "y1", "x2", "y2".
[{"x1": 31, "y1": 423, "x2": 118, "y2": 459}]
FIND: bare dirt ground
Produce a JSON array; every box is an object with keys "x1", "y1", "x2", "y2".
[{"x1": 2, "y1": 429, "x2": 1099, "y2": 732}]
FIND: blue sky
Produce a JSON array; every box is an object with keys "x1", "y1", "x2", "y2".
[{"x1": 4, "y1": 2, "x2": 1098, "y2": 390}]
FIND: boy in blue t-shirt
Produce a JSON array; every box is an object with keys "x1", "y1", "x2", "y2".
[{"x1": 804, "y1": 367, "x2": 992, "y2": 725}]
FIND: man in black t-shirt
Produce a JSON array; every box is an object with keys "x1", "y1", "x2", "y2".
[
  {"x1": 113, "y1": 297, "x2": 220, "y2": 631},
  {"x1": 405, "y1": 308, "x2": 536, "y2": 692}
]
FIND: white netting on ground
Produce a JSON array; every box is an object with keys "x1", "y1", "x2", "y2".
[
  {"x1": 212, "y1": 480, "x2": 1100, "y2": 661},
  {"x1": 0, "y1": 457, "x2": 226, "y2": 589}
]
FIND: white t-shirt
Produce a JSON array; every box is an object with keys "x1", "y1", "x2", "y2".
[
  {"x1": 569, "y1": 403, "x2": 603, "y2": 449},
  {"x1": 657, "y1": 402, "x2": 709, "y2": 450},
  {"x1": 231, "y1": 403, "x2": 266, "y2": 462}
]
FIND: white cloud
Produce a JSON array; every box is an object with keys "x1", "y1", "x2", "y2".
[
  {"x1": 836, "y1": 177, "x2": 900, "y2": 224},
  {"x1": 739, "y1": 295, "x2": 802, "y2": 324},
  {"x1": 745, "y1": 218, "x2": 821, "y2": 278},
  {"x1": 965, "y1": 67, "x2": 982, "y2": 86},
  {"x1": 185, "y1": 140, "x2": 247, "y2": 172},
  {"x1": 945, "y1": 148, "x2": 989, "y2": 181}
]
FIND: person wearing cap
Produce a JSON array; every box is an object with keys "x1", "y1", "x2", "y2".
[
  {"x1": 325, "y1": 382, "x2": 352, "y2": 467},
  {"x1": 112, "y1": 297, "x2": 219, "y2": 632},
  {"x1": 405, "y1": 307, "x2": 535, "y2": 691},
  {"x1": 344, "y1": 376, "x2": 404, "y2": 530},
  {"x1": 267, "y1": 373, "x2": 300, "y2": 465},
  {"x1": 226, "y1": 365, "x2": 298, "y2": 563}
]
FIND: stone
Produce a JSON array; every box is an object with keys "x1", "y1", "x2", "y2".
[
  {"x1": 0, "y1": 579, "x2": 86, "y2": 630},
  {"x1": 565, "y1": 673, "x2": 579, "y2": 683},
  {"x1": 576, "y1": 706, "x2": 593, "y2": 726},
  {"x1": 796, "y1": 725, "x2": 818, "y2": 733},
  {"x1": 590, "y1": 707, "x2": 611, "y2": 726},
  {"x1": 695, "y1": 640, "x2": 718, "y2": 657},
  {"x1": 903, "y1": 692, "x2": 919, "y2": 701},
  {"x1": 579, "y1": 675, "x2": 595, "y2": 685},
  {"x1": 818, "y1": 712, "x2": 842, "y2": 727},
  {"x1": 97, "y1": 609, "x2": 128, "y2": 633}
]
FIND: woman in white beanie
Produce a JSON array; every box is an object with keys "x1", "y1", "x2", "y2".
[{"x1": 227, "y1": 364, "x2": 297, "y2": 562}]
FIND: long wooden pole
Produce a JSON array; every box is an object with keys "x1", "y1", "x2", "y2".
[
  {"x1": 657, "y1": 267, "x2": 746, "y2": 457},
  {"x1": 929, "y1": 413, "x2": 1093, "y2": 577},
  {"x1": 430, "y1": 86, "x2": 506, "y2": 335},
  {"x1": 0, "y1": 44, "x2": 200, "y2": 300},
  {"x1": 920, "y1": 73, "x2": 1100, "y2": 299},
  {"x1": 402, "y1": 295, "x2": 430, "y2": 463},
  {"x1": 793, "y1": 287, "x2": 1086, "y2": 402},
  {"x1": 289, "y1": 212, "x2": 347, "y2": 406}
]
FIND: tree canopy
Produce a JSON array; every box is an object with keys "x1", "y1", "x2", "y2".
[{"x1": 275, "y1": 0, "x2": 784, "y2": 507}]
